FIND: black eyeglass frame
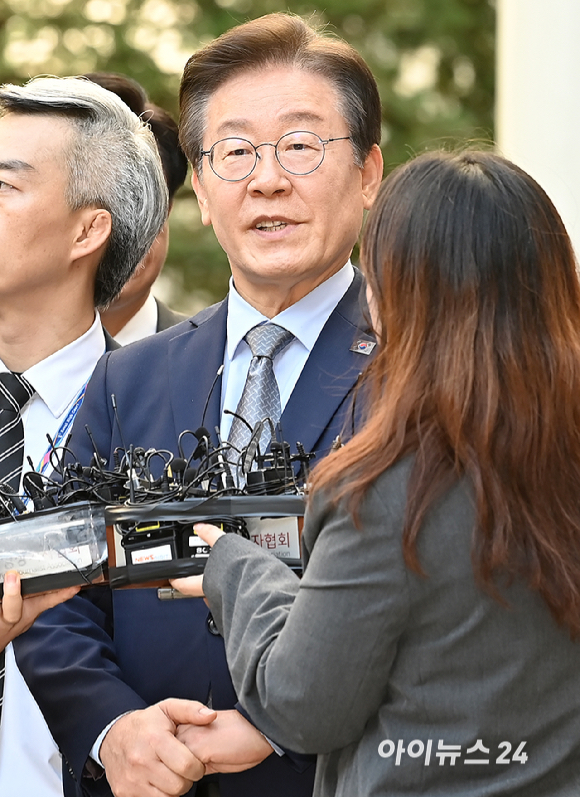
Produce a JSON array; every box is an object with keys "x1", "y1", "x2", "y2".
[{"x1": 200, "y1": 131, "x2": 352, "y2": 182}]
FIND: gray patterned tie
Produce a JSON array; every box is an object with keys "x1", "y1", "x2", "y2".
[
  {"x1": 228, "y1": 323, "x2": 294, "y2": 461},
  {"x1": 0, "y1": 371, "x2": 34, "y2": 722}
]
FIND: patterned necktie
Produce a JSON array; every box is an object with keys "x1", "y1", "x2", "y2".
[
  {"x1": 0, "y1": 372, "x2": 34, "y2": 492},
  {"x1": 228, "y1": 323, "x2": 294, "y2": 462},
  {"x1": 0, "y1": 371, "x2": 33, "y2": 722}
]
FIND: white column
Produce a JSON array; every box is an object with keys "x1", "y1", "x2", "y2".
[{"x1": 496, "y1": 0, "x2": 580, "y2": 253}]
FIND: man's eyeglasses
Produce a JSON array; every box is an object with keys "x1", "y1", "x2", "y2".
[{"x1": 201, "y1": 131, "x2": 351, "y2": 182}]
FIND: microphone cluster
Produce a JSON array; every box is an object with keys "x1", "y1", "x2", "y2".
[{"x1": 0, "y1": 407, "x2": 315, "y2": 591}]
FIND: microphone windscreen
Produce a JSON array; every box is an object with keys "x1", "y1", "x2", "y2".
[
  {"x1": 183, "y1": 467, "x2": 198, "y2": 484},
  {"x1": 171, "y1": 457, "x2": 187, "y2": 474}
]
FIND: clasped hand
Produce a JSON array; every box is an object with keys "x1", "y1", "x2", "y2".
[{"x1": 100, "y1": 702, "x2": 273, "y2": 797}]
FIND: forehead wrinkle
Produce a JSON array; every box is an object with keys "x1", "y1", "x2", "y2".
[{"x1": 214, "y1": 110, "x2": 329, "y2": 140}]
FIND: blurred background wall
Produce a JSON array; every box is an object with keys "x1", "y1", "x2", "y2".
[
  {"x1": 0, "y1": 0, "x2": 495, "y2": 313},
  {"x1": 497, "y1": 0, "x2": 580, "y2": 260}
]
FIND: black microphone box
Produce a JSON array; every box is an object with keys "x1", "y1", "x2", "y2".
[{"x1": 106, "y1": 495, "x2": 305, "y2": 588}]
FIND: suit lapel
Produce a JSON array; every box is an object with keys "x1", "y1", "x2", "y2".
[
  {"x1": 167, "y1": 301, "x2": 227, "y2": 447},
  {"x1": 281, "y1": 270, "x2": 375, "y2": 454}
]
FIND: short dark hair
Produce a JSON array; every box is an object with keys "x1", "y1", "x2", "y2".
[
  {"x1": 179, "y1": 12, "x2": 381, "y2": 171},
  {"x1": 0, "y1": 76, "x2": 168, "y2": 307},
  {"x1": 85, "y1": 72, "x2": 187, "y2": 202}
]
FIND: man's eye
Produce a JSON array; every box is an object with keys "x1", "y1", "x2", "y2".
[
  {"x1": 222, "y1": 147, "x2": 253, "y2": 159},
  {"x1": 0, "y1": 180, "x2": 13, "y2": 190}
]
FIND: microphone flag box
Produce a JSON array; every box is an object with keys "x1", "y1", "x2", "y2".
[
  {"x1": 0, "y1": 503, "x2": 108, "y2": 596},
  {"x1": 106, "y1": 494, "x2": 305, "y2": 588}
]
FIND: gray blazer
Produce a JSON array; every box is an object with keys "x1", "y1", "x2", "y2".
[{"x1": 204, "y1": 456, "x2": 580, "y2": 796}]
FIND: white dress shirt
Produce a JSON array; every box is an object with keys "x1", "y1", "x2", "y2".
[
  {"x1": 113, "y1": 292, "x2": 158, "y2": 346},
  {"x1": 0, "y1": 314, "x2": 106, "y2": 796},
  {"x1": 220, "y1": 261, "x2": 354, "y2": 441}
]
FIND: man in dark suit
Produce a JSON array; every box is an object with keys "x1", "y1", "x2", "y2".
[
  {"x1": 14, "y1": 14, "x2": 384, "y2": 797},
  {"x1": 0, "y1": 76, "x2": 171, "y2": 794}
]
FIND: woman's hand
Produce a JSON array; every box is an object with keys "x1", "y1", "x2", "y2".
[
  {"x1": 170, "y1": 523, "x2": 225, "y2": 597},
  {"x1": 193, "y1": 522, "x2": 226, "y2": 547}
]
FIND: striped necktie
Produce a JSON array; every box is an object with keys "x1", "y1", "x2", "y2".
[
  {"x1": 228, "y1": 323, "x2": 294, "y2": 462},
  {"x1": 0, "y1": 371, "x2": 33, "y2": 722},
  {"x1": 0, "y1": 372, "x2": 34, "y2": 492}
]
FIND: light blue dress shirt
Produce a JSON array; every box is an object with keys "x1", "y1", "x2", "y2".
[{"x1": 220, "y1": 262, "x2": 355, "y2": 442}]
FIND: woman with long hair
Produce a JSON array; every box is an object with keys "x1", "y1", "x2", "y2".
[{"x1": 173, "y1": 150, "x2": 580, "y2": 795}]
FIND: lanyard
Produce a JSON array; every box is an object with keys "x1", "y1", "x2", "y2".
[{"x1": 35, "y1": 379, "x2": 89, "y2": 477}]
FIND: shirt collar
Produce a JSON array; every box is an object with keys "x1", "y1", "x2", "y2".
[
  {"x1": 15, "y1": 314, "x2": 106, "y2": 418},
  {"x1": 226, "y1": 261, "x2": 354, "y2": 359}
]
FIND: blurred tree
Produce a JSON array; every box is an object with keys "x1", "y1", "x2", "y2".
[{"x1": 0, "y1": 0, "x2": 495, "y2": 311}]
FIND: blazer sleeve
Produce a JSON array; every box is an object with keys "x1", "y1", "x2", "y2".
[
  {"x1": 13, "y1": 353, "x2": 147, "y2": 785},
  {"x1": 202, "y1": 475, "x2": 411, "y2": 755}
]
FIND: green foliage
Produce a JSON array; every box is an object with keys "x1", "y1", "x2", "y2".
[{"x1": 0, "y1": 0, "x2": 495, "y2": 310}]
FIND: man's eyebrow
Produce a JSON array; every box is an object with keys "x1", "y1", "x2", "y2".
[
  {"x1": 215, "y1": 111, "x2": 326, "y2": 138},
  {"x1": 0, "y1": 159, "x2": 35, "y2": 172},
  {"x1": 215, "y1": 119, "x2": 252, "y2": 137}
]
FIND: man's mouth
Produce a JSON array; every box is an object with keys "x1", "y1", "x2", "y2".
[{"x1": 255, "y1": 220, "x2": 288, "y2": 232}]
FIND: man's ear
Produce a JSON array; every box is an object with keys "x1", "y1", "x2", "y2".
[
  {"x1": 191, "y1": 171, "x2": 212, "y2": 227},
  {"x1": 361, "y1": 144, "x2": 384, "y2": 210},
  {"x1": 71, "y1": 209, "x2": 112, "y2": 262}
]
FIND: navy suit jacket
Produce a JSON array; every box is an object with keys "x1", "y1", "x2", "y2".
[{"x1": 14, "y1": 271, "x2": 375, "y2": 797}]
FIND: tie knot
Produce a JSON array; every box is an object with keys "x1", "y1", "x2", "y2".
[
  {"x1": 244, "y1": 323, "x2": 294, "y2": 360},
  {"x1": 0, "y1": 371, "x2": 34, "y2": 413}
]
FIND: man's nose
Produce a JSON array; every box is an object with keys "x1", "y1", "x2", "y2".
[{"x1": 248, "y1": 143, "x2": 291, "y2": 195}]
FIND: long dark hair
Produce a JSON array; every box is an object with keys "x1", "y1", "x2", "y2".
[{"x1": 311, "y1": 150, "x2": 580, "y2": 637}]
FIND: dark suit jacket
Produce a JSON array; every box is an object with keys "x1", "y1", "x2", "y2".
[
  {"x1": 14, "y1": 271, "x2": 375, "y2": 797},
  {"x1": 155, "y1": 297, "x2": 188, "y2": 332}
]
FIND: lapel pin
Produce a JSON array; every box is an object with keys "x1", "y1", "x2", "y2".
[{"x1": 350, "y1": 339, "x2": 376, "y2": 355}]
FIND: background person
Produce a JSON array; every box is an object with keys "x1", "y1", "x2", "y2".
[
  {"x1": 14, "y1": 13, "x2": 383, "y2": 797},
  {"x1": 84, "y1": 72, "x2": 189, "y2": 343},
  {"x1": 0, "y1": 75, "x2": 173, "y2": 795},
  {"x1": 175, "y1": 150, "x2": 580, "y2": 796}
]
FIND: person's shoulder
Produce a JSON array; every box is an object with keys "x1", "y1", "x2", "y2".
[
  {"x1": 106, "y1": 300, "x2": 225, "y2": 363},
  {"x1": 155, "y1": 298, "x2": 189, "y2": 331}
]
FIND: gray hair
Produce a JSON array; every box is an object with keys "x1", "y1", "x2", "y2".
[{"x1": 0, "y1": 76, "x2": 168, "y2": 307}]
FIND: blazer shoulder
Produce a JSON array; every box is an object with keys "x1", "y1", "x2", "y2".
[{"x1": 189, "y1": 299, "x2": 226, "y2": 328}]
